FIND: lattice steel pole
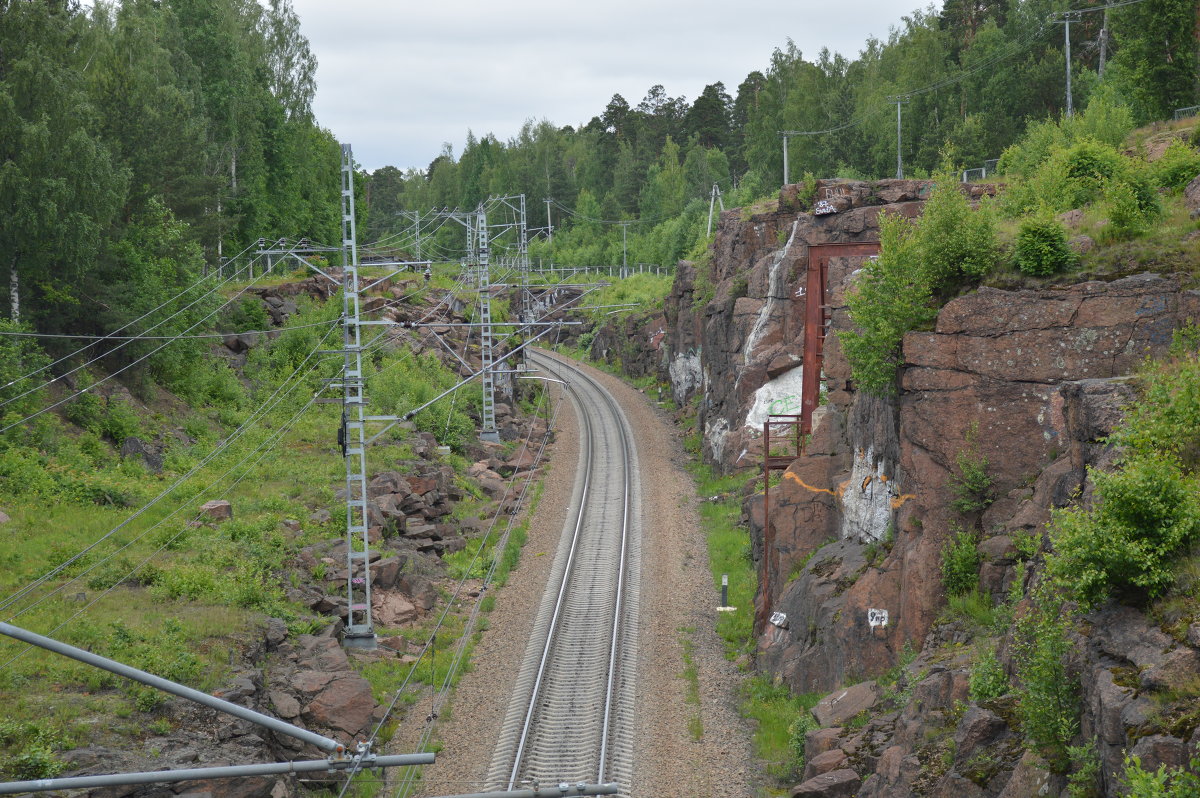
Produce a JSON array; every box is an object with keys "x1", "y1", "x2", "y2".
[
  {"x1": 518, "y1": 194, "x2": 529, "y2": 325},
  {"x1": 477, "y1": 207, "x2": 499, "y2": 442},
  {"x1": 339, "y1": 144, "x2": 375, "y2": 648}
]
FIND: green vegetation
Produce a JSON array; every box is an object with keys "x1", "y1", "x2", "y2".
[
  {"x1": 842, "y1": 170, "x2": 1001, "y2": 395},
  {"x1": 969, "y1": 648, "x2": 1008, "y2": 703},
  {"x1": 1, "y1": 0, "x2": 345, "y2": 350},
  {"x1": 678, "y1": 627, "x2": 704, "y2": 741},
  {"x1": 940, "y1": 524, "x2": 981, "y2": 597},
  {"x1": 689, "y1": 463, "x2": 756, "y2": 657},
  {"x1": 1014, "y1": 213, "x2": 1077, "y2": 276},
  {"x1": 1121, "y1": 754, "x2": 1200, "y2": 797},
  {"x1": 366, "y1": 1, "x2": 1197, "y2": 267},
  {"x1": 741, "y1": 675, "x2": 821, "y2": 782},
  {"x1": 841, "y1": 88, "x2": 1199, "y2": 394},
  {"x1": 1047, "y1": 338, "x2": 1200, "y2": 607},
  {"x1": 1013, "y1": 591, "x2": 1079, "y2": 771},
  {"x1": 839, "y1": 211, "x2": 935, "y2": 396},
  {"x1": 578, "y1": 272, "x2": 674, "y2": 320},
  {"x1": 948, "y1": 426, "x2": 995, "y2": 516}
]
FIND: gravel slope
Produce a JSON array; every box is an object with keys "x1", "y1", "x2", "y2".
[{"x1": 406, "y1": 356, "x2": 758, "y2": 797}]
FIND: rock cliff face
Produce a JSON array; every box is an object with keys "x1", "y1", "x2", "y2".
[
  {"x1": 626, "y1": 179, "x2": 1200, "y2": 793},
  {"x1": 758, "y1": 272, "x2": 1199, "y2": 695}
]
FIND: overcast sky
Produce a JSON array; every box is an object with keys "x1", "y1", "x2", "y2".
[{"x1": 290, "y1": 1, "x2": 943, "y2": 173}]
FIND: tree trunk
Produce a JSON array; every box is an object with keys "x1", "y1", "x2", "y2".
[{"x1": 9, "y1": 255, "x2": 18, "y2": 323}]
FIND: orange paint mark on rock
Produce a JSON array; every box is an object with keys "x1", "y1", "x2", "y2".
[{"x1": 783, "y1": 470, "x2": 840, "y2": 497}]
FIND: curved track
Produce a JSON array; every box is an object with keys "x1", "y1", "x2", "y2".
[{"x1": 484, "y1": 351, "x2": 640, "y2": 795}]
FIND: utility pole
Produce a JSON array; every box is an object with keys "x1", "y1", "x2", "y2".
[
  {"x1": 544, "y1": 197, "x2": 553, "y2": 243},
  {"x1": 889, "y1": 97, "x2": 909, "y2": 179},
  {"x1": 706, "y1": 183, "x2": 725, "y2": 237},
  {"x1": 338, "y1": 144, "x2": 375, "y2": 649},
  {"x1": 518, "y1": 194, "x2": 529, "y2": 323},
  {"x1": 1054, "y1": 13, "x2": 1076, "y2": 116},
  {"x1": 778, "y1": 132, "x2": 792, "y2": 186},
  {"x1": 620, "y1": 222, "x2": 628, "y2": 278},
  {"x1": 413, "y1": 210, "x2": 422, "y2": 261},
  {"x1": 1098, "y1": 9, "x2": 1109, "y2": 80}
]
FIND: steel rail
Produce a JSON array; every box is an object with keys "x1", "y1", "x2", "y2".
[
  {"x1": 537, "y1": 353, "x2": 633, "y2": 784},
  {"x1": 504, "y1": 354, "x2": 598, "y2": 790},
  {"x1": 493, "y1": 350, "x2": 636, "y2": 793}
]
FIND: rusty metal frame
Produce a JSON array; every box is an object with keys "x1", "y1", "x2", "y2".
[
  {"x1": 757, "y1": 241, "x2": 881, "y2": 632},
  {"x1": 800, "y1": 242, "x2": 880, "y2": 436},
  {"x1": 758, "y1": 414, "x2": 803, "y2": 630}
]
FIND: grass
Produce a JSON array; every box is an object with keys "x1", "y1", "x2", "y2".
[
  {"x1": 678, "y1": 626, "x2": 704, "y2": 741},
  {"x1": 688, "y1": 463, "x2": 756, "y2": 657},
  {"x1": 741, "y1": 675, "x2": 822, "y2": 782},
  {"x1": 0, "y1": 290, "x2": 494, "y2": 775},
  {"x1": 945, "y1": 588, "x2": 1000, "y2": 631},
  {"x1": 577, "y1": 272, "x2": 674, "y2": 320}
]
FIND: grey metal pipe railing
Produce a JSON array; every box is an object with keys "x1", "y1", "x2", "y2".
[
  {"x1": 0, "y1": 753, "x2": 436, "y2": 795},
  {"x1": 0, "y1": 622, "x2": 342, "y2": 753}
]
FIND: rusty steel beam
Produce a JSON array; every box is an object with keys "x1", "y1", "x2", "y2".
[
  {"x1": 800, "y1": 242, "x2": 880, "y2": 436},
  {"x1": 758, "y1": 414, "x2": 804, "y2": 632},
  {"x1": 757, "y1": 242, "x2": 879, "y2": 633}
]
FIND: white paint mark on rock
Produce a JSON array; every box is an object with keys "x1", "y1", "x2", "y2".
[
  {"x1": 668, "y1": 350, "x2": 702, "y2": 405},
  {"x1": 867, "y1": 609, "x2": 889, "y2": 628},
  {"x1": 840, "y1": 447, "x2": 895, "y2": 543},
  {"x1": 744, "y1": 220, "x2": 799, "y2": 364},
  {"x1": 705, "y1": 417, "x2": 730, "y2": 464},
  {"x1": 744, "y1": 366, "x2": 805, "y2": 430}
]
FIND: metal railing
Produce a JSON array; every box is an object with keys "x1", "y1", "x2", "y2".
[{"x1": 962, "y1": 158, "x2": 1000, "y2": 183}]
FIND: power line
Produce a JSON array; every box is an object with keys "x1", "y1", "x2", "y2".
[
  {"x1": 0, "y1": 239, "x2": 267, "y2": 404},
  {"x1": 0, "y1": 250, "x2": 268, "y2": 410},
  {"x1": 0, "y1": 323, "x2": 341, "y2": 618},
  {"x1": 0, "y1": 257, "x2": 283, "y2": 436},
  {"x1": 0, "y1": 318, "x2": 338, "y2": 341}
]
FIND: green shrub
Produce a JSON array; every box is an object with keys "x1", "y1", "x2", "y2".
[
  {"x1": 225, "y1": 297, "x2": 272, "y2": 332},
  {"x1": 787, "y1": 710, "x2": 819, "y2": 775},
  {"x1": 1014, "y1": 596, "x2": 1078, "y2": 771},
  {"x1": 1048, "y1": 351, "x2": 1200, "y2": 606},
  {"x1": 203, "y1": 361, "x2": 247, "y2": 408},
  {"x1": 1007, "y1": 138, "x2": 1134, "y2": 216},
  {"x1": 949, "y1": 431, "x2": 995, "y2": 513},
  {"x1": 1103, "y1": 177, "x2": 1159, "y2": 242},
  {"x1": 101, "y1": 399, "x2": 141, "y2": 445},
  {"x1": 1121, "y1": 754, "x2": 1200, "y2": 797},
  {"x1": 1104, "y1": 182, "x2": 1146, "y2": 240},
  {"x1": 1066, "y1": 742, "x2": 1101, "y2": 798},
  {"x1": 1114, "y1": 351, "x2": 1200, "y2": 467},
  {"x1": 1014, "y1": 213, "x2": 1077, "y2": 276},
  {"x1": 0, "y1": 320, "x2": 51, "y2": 427},
  {"x1": 840, "y1": 211, "x2": 935, "y2": 396},
  {"x1": 969, "y1": 648, "x2": 1008, "y2": 702},
  {"x1": 1150, "y1": 140, "x2": 1200, "y2": 191},
  {"x1": 941, "y1": 524, "x2": 981, "y2": 596},
  {"x1": 917, "y1": 172, "x2": 998, "y2": 289},
  {"x1": 1058, "y1": 139, "x2": 1128, "y2": 208},
  {"x1": 64, "y1": 391, "x2": 105, "y2": 433},
  {"x1": 5, "y1": 747, "x2": 65, "y2": 780},
  {"x1": 1049, "y1": 452, "x2": 1200, "y2": 605},
  {"x1": 0, "y1": 719, "x2": 66, "y2": 780}
]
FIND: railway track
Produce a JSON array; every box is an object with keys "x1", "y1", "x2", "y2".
[{"x1": 484, "y1": 351, "x2": 641, "y2": 795}]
